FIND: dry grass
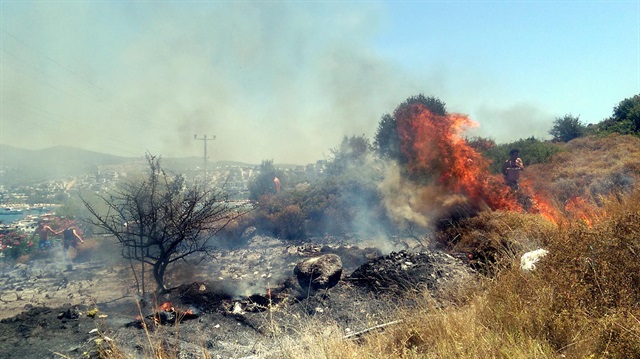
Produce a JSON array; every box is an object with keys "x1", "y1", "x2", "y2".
[
  {"x1": 436, "y1": 210, "x2": 557, "y2": 272},
  {"x1": 99, "y1": 214, "x2": 640, "y2": 358},
  {"x1": 98, "y1": 135, "x2": 640, "y2": 358},
  {"x1": 527, "y1": 134, "x2": 640, "y2": 209},
  {"x1": 272, "y1": 188, "x2": 640, "y2": 359}
]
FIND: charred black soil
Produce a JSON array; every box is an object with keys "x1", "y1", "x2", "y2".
[{"x1": 0, "y1": 235, "x2": 474, "y2": 358}]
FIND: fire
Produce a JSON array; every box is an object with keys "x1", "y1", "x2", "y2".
[
  {"x1": 157, "y1": 302, "x2": 173, "y2": 312},
  {"x1": 132, "y1": 301, "x2": 196, "y2": 327},
  {"x1": 155, "y1": 301, "x2": 194, "y2": 315},
  {"x1": 517, "y1": 177, "x2": 560, "y2": 223},
  {"x1": 394, "y1": 103, "x2": 562, "y2": 222},
  {"x1": 395, "y1": 104, "x2": 520, "y2": 212},
  {"x1": 564, "y1": 196, "x2": 600, "y2": 225}
]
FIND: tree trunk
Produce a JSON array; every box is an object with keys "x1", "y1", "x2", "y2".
[{"x1": 153, "y1": 260, "x2": 168, "y2": 294}]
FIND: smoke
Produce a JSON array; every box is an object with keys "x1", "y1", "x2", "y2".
[
  {"x1": 1, "y1": 2, "x2": 423, "y2": 164},
  {"x1": 468, "y1": 102, "x2": 554, "y2": 142},
  {"x1": 378, "y1": 161, "x2": 469, "y2": 232}
]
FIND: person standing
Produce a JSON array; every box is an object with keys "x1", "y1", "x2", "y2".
[
  {"x1": 60, "y1": 226, "x2": 84, "y2": 255},
  {"x1": 31, "y1": 220, "x2": 58, "y2": 251},
  {"x1": 273, "y1": 176, "x2": 281, "y2": 194},
  {"x1": 502, "y1": 149, "x2": 524, "y2": 190}
]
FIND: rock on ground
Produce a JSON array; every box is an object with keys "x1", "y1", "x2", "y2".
[
  {"x1": 0, "y1": 236, "x2": 475, "y2": 358},
  {"x1": 293, "y1": 253, "x2": 343, "y2": 294}
]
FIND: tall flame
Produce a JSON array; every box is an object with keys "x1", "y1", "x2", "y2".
[
  {"x1": 395, "y1": 104, "x2": 519, "y2": 212},
  {"x1": 390, "y1": 103, "x2": 565, "y2": 225}
]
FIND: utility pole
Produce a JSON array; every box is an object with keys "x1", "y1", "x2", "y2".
[{"x1": 194, "y1": 134, "x2": 216, "y2": 179}]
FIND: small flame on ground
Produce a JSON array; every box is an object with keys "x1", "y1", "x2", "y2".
[
  {"x1": 564, "y1": 196, "x2": 600, "y2": 226},
  {"x1": 157, "y1": 302, "x2": 173, "y2": 312}
]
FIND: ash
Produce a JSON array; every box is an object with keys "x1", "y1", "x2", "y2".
[{"x1": 0, "y1": 235, "x2": 475, "y2": 358}]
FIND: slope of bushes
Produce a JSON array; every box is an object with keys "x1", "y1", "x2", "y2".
[{"x1": 276, "y1": 187, "x2": 640, "y2": 359}]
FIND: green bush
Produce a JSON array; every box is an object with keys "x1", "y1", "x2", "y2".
[
  {"x1": 549, "y1": 114, "x2": 586, "y2": 142},
  {"x1": 482, "y1": 137, "x2": 560, "y2": 174},
  {"x1": 597, "y1": 94, "x2": 640, "y2": 136}
]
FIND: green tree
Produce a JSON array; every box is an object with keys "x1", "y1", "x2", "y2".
[
  {"x1": 549, "y1": 114, "x2": 586, "y2": 142},
  {"x1": 248, "y1": 160, "x2": 285, "y2": 201},
  {"x1": 394, "y1": 94, "x2": 447, "y2": 117},
  {"x1": 82, "y1": 154, "x2": 245, "y2": 294},
  {"x1": 598, "y1": 95, "x2": 640, "y2": 136},
  {"x1": 466, "y1": 136, "x2": 497, "y2": 153},
  {"x1": 374, "y1": 94, "x2": 447, "y2": 165},
  {"x1": 326, "y1": 135, "x2": 373, "y2": 176},
  {"x1": 373, "y1": 113, "x2": 399, "y2": 160}
]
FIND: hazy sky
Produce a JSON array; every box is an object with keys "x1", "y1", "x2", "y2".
[{"x1": 1, "y1": 1, "x2": 638, "y2": 164}]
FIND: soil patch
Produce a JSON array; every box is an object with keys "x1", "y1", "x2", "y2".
[{"x1": 0, "y1": 235, "x2": 475, "y2": 358}]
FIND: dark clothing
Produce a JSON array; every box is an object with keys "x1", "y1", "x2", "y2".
[{"x1": 63, "y1": 228, "x2": 79, "y2": 251}]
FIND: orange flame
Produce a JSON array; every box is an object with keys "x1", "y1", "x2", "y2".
[
  {"x1": 564, "y1": 196, "x2": 600, "y2": 226},
  {"x1": 157, "y1": 302, "x2": 173, "y2": 312},
  {"x1": 395, "y1": 103, "x2": 561, "y2": 221},
  {"x1": 156, "y1": 301, "x2": 193, "y2": 315},
  {"x1": 396, "y1": 104, "x2": 519, "y2": 212}
]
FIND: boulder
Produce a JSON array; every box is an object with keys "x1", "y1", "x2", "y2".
[{"x1": 294, "y1": 254, "x2": 343, "y2": 294}]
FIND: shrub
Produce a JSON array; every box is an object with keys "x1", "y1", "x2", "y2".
[
  {"x1": 272, "y1": 204, "x2": 306, "y2": 240},
  {"x1": 549, "y1": 114, "x2": 586, "y2": 142},
  {"x1": 597, "y1": 94, "x2": 640, "y2": 136},
  {"x1": 0, "y1": 230, "x2": 33, "y2": 260},
  {"x1": 247, "y1": 176, "x2": 392, "y2": 240},
  {"x1": 482, "y1": 137, "x2": 560, "y2": 174},
  {"x1": 435, "y1": 210, "x2": 557, "y2": 272}
]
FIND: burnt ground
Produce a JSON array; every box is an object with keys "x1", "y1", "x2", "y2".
[{"x1": 0, "y1": 235, "x2": 475, "y2": 359}]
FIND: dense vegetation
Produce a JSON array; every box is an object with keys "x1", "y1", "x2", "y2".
[
  {"x1": 240, "y1": 94, "x2": 640, "y2": 242},
  {"x1": 244, "y1": 94, "x2": 640, "y2": 357},
  {"x1": 4, "y1": 92, "x2": 640, "y2": 358},
  {"x1": 273, "y1": 94, "x2": 640, "y2": 359}
]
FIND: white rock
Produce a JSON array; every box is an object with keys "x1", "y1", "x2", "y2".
[
  {"x1": 232, "y1": 302, "x2": 244, "y2": 314},
  {"x1": 521, "y1": 249, "x2": 549, "y2": 272}
]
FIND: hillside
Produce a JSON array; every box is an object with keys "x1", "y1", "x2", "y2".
[
  {"x1": 0, "y1": 145, "x2": 133, "y2": 185},
  {"x1": 0, "y1": 145, "x2": 258, "y2": 186},
  {"x1": 1, "y1": 134, "x2": 640, "y2": 358}
]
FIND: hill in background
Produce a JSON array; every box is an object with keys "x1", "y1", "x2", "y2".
[{"x1": 0, "y1": 144, "x2": 257, "y2": 186}]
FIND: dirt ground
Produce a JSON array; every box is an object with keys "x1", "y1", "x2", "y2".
[{"x1": 0, "y1": 234, "x2": 474, "y2": 359}]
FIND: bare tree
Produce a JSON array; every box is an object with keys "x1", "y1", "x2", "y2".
[{"x1": 82, "y1": 154, "x2": 247, "y2": 294}]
